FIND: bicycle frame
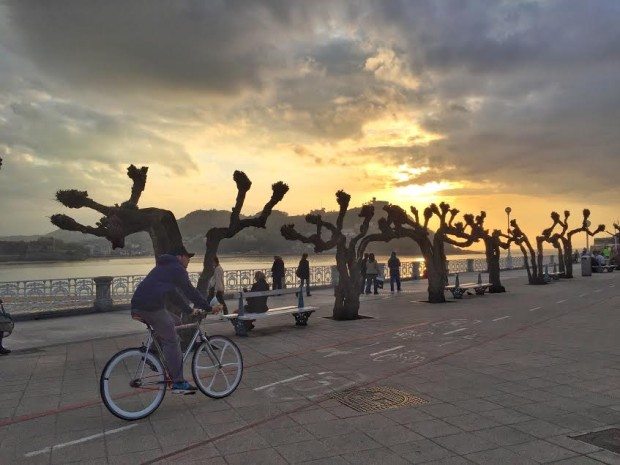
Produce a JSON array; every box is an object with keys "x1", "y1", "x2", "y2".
[{"x1": 137, "y1": 321, "x2": 223, "y2": 386}]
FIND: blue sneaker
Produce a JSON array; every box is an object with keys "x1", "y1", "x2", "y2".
[{"x1": 172, "y1": 381, "x2": 197, "y2": 395}]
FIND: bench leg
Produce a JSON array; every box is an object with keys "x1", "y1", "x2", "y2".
[
  {"x1": 231, "y1": 318, "x2": 248, "y2": 337},
  {"x1": 452, "y1": 289, "x2": 464, "y2": 299},
  {"x1": 294, "y1": 311, "x2": 312, "y2": 326},
  {"x1": 475, "y1": 288, "x2": 486, "y2": 296}
]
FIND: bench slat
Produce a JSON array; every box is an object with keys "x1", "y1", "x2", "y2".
[{"x1": 218, "y1": 306, "x2": 318, "y2": 320}]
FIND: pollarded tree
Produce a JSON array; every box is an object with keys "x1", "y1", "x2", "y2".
[
  {"x1": 537, "y1": 211, "x2": 569, "y2": 276},
  {"x1": 445, "y1": 212, "x2": 511, "y2": 293},
  {"x1": 281, "y1": 191, "x2": 397, "y2": 320},
  {"x1": 51, "y1": 165, "x2": 185, "y2": 257},
  {"x1": 559, "y1": 209, "x2": 605, "y2": 278},
  {"x1": 196, "y1": 171, "x2": 289, "y2": 294},
  {"x1": 508, "y1": 218, "x2": 545, "y2": 284},
  {"x1": 382, "y1": 202, "x2": 471, "y2": 303}
]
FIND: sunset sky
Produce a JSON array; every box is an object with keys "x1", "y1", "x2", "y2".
[{"x1": 0, "y1": 1, "x2": 618, "y2": 247}]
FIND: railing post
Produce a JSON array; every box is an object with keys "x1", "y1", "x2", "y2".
[
  {"x1": 412, "y1": 262, "x2": 421, "y2": 280},
  {"x1": 93, "y1": 276, "x2": 114, "y2": 312},
  {"x1": 466, "y1": 259, "x2": 475, "y2": 273}
]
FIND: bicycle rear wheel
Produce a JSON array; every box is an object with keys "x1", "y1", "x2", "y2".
[
  {"x1": 192, "y1": 336, "x2": 243, "y2": 398},
  {"x1": 100, "y1": 348, "x2": 166, "y2": 420}
]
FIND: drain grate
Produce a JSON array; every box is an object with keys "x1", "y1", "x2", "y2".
[
  {"x1": 572, "y1": 428, "x2": 620, "y2": 454},
  {"x1": 332, "y1": 386, "x2": 428, "y2": 413}
]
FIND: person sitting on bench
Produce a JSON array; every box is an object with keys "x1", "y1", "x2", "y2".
[
  {"x1": 245, "y1": 271, "x2": 270, "y2": 313},
  {"x1": 235, "y1": 271, "x2": 269, "y2": 332}
]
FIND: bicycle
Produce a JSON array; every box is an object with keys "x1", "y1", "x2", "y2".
[{"x1": 100, "y1": 310, "x2": 243, "y2": 420}]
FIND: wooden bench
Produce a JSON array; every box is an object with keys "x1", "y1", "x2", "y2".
[
  {"x1": 445, "y1": 273, "x2": 491, "y2": 299},
  {"x1": 593, "y1": 264, "x2": 615, "y2": 273},
  {"x1": 219, "y1": 286, "x2": 318, "y2": 336}
]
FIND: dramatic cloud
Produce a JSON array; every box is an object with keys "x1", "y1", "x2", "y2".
[{"x1": 1, "y1": 0, "x2": 619, "y2": 235}]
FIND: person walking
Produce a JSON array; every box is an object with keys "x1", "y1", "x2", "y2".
[
  {"x1": 208, "y1": 256, "x2": 228, "y2": 315},
  {"x1": 296, "y1": 253, "x2": 311, "y2": 296},
  {"x1": 360, "y1": 253, "x2": 369, "y2": 294},
  {"x1": 365, "y1": 253, "x2": 380, "y2": 295},
  {"x1": 271, "y1": 256, "x2": 285, "y2": 291},
  {"x1": 388, "y1": 251, "x2": 402, "y2": 293}
]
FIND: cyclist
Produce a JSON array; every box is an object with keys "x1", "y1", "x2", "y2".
[{"x1": 131, "y1": 247, "x2": 217, "y2": 394}]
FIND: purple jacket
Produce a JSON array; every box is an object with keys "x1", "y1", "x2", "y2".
[{"x1": 131, "y1": 254, "x2": 210, "y2": 314}]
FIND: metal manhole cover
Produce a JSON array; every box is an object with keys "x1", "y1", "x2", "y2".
[
  {"x1": 572, "y1": 428, "x2": 620, "y2": 454},
  {"x1": 332, "y1": 386, "x2": 428, "y2": 413}
]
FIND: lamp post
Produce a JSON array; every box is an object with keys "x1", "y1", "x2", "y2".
[{"x1": 505, "y1": 207, "x2": 512, "y2": 269}]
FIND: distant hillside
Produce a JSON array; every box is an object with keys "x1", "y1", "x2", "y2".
[{"x1": 2, "y1": 204, "x2": 472, "y2": 257}]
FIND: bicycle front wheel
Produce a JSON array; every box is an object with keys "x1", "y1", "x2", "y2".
[
  {"x1": 192, "y1": 336, "x2": 243, "y2": 398},
  {"x1": 100, "y1": 348, "x2": 166, "y2": 420}
]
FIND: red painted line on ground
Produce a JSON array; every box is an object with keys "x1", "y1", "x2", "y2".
[
  {"x1": 0, "y1": 399, "x2": 101, "y2": 428},
  {"x1": 142, "y1": 295, "x2": 613, "y2": 465}
]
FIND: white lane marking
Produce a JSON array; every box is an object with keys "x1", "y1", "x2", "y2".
[
  {"x1": 254, "y1": 374, "x2": 308, "y2": 391},
  {"x1": 556, "y1": 299, "x2": 567, "y2": 304},
  {"x1": 443, "y1": 328, "x2": 467, "y2": 335},
  {"x1": 25, "y1": 424, "x2": 137, "y2": 457},
  {"x1": 594, "y1": 289, "x2": 602, "y2": 293},
  {"x1": 492, "y1": 316, "x2": 511, "y2": 322},
  {"x1": 529, "y1": 306, "x2": 542, "y2": 312},
  {"x1": 609, "y1": 284, "x2": 615, "y2": 287},
  {"x1": 579, "y1": 293, "x2": 588, "y2": 297},
  {"x1": 370, "y1": 346, "x2": 405, "y2": 357}
]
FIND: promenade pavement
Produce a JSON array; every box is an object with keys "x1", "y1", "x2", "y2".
[{"x1": 0, "y1": 268, "x2": 618, "y2": 464}]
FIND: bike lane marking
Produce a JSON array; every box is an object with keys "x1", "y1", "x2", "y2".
[
  {"x1": 529, "y1": 306, "x2": 542, "y2": 312},
  {"x1": 492, "y1": 316, "x2": 511, "y2": 322},
  {"x1": 443, "y1": 328, "x2": 467, "y2": 336},
  {"x1": 556, "y1": 299, "x2": 567, "y2": 304},
  {"x1": 253, "y1": 374, "x2": 309, "y2": 391},
  {"x1": 24, "y1": 424, "x2": 137, "y2": 458},
  {"x1": 369, "y1": 346, "x2": 405, "y2": 357}
]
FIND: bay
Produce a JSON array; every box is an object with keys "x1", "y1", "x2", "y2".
[{"x1": 0, "y1": 252, "x2": 488, "y2": 282}]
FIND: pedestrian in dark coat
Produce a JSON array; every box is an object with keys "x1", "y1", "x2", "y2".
[
  {"x1": 388, "y1": 251, "x2": 402, "y2": 292},
  {"x1": 360, "y1": 253, "x2": 369, "y2": 294},
  {"x1": 296, "y1": 253, "x2": 311, "y2": 296},
  {"x1": 271, "y1": 256, "x2": 285, "y2": 290}
]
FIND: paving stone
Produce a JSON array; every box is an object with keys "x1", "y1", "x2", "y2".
[
  {"x1": 587, "y1": 450, "x2": 620, "y2": 465},
  {"x1": 479, "y1": 407, "x2": 533, "y2": 425},
  {"x1": 433, "y1": 432, "x2": 498, "y2": 455},
  {"x1": 364, "y1": 424, "x2": 425, "y2": 446},
  {"x1": 473, "y1": 425, "x2": 536, "y2": 446},
  {"x1": 275, "y1": 439, "x2": 337, "y2": 463},
  {"x1": 341, "y1": 447, "x2": 411, "y2": 465},
  {"x1": 320, "y1": 431, "x2": 383, "y2": 455},
  {"x1": 406, "y1": 419, "x2": 463, "y2": 439},
  {"x1": 421, "y1": 403, "x2": 470, "y2": 419},
  {"x1": 224, "y1": 447, "x2": 288, "y2": 465},
  {"x1": 512, "y1": 419, "x2": 573, "y2": 438},
  {"x1": 508, "y1": 439, "x2": 580, "y2": 462},
  {"x1": 443, "y1": 413, "x2": 501, "y2": 432},
  {"x1": 550, "y1": 456, "x2": 610, "y2": 465},
  {"x1": 465, "y1": 447, "x2": 538, "y2": 464},
  {"x1": 389, "y1": 438, "x2": 456, "y2": 463}
]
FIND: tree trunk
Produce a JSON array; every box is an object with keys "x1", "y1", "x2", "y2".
[
  {"x1": 333, "y1": 278, "x2": 361, "y2": 320},
  {"x1": 554, "y1": 243, "x2": 565, "y2": 275},
  {"x1": 332, "y1": 247, "x2": 361, "y2": 320},
  {"x1": 197, "y1": 236, "x2": 222, "y2": 294},
  {"x1": 425, "y1": 255, "x2": 447, "y2": 303},
  {"x1": 562, "y1": 238, "x2": 574, "y2": 278},
  {"x1": 485, "y1": 240, "x2": 505, "y2": 293}
]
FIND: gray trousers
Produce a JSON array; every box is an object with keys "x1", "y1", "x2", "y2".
[{"x1": 132, "y1": 309, "x2": 184, "y2": 383}]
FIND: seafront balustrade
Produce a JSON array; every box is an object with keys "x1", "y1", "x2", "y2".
[{"x1": 0, "y1": 255, "x2": 549, "y2": 314}]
